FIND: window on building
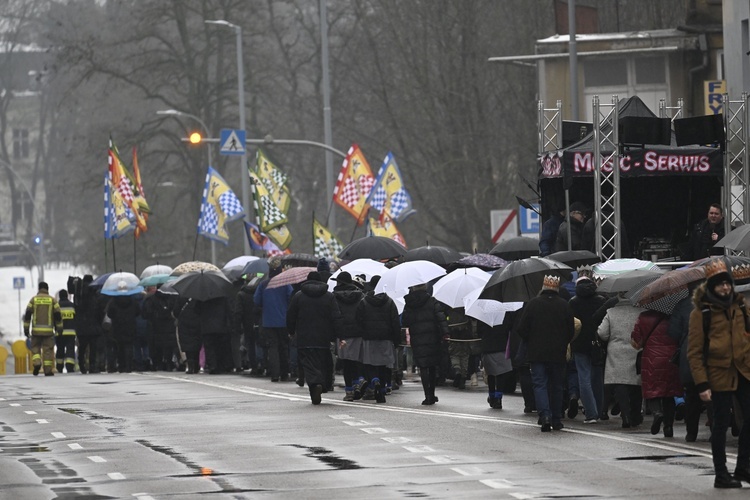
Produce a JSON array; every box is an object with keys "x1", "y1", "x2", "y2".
[{"x1": 13, "y1": 129, "x2": 29, "y2": 159}]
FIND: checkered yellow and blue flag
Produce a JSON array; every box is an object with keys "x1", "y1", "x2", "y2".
[
  {"x1": 249, "y1": 170, "x2": 288, "y2": 232},
  {"x1": 366, "y1": 152, "x2": 416, "y2": 223},
  {"x1": 197, "y1": 167, "x2": 245, "y2": 244}
]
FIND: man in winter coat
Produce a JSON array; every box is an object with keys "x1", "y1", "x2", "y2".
[
  {"x1": 142, "y1": 288, "x2": 178, "y2": 371},
  {"x1": 196, "y1": 296, "x2": 231, "y2": 374},
  {"x1": 568, "y1": 275, "x2": 607, "y2": 423},
  {"x1": 687, "y1": 203, "x2": 725, "y2": 260},
  {"x1": 106, "y1": 294, "x2": 141, "y2": 373},
  {"x1": 74, "y1": 275, "x2": 103, "y2": 374},
  {"x1": 24, "y1": 281, "x2": 63, "y2": 376},
  {"x1": 446, "y1": 307, "x2": 474, "y2": 390},
  {"x1": 254, "y1": 259, "x2": 293, "y2": 381},
  {"x1": 234, "y1": 275, "x2": 264, "y2": 372},
  {"x1": 516, "y1": 275, "x2": 575, "y2": 432},
  {"x1": 539, "y1": 206, "x2": 564, "y2": 257},
  {"x1": 287, "y1": 272, "x2": 343, "y2": 405},
  {"x1": 56, "y1": 289, "x2": 77, "y2": 373},
  {"x1": 687, "y1": 258, "x2": 750, "y2": 489},
  {"x1": 555, "y1": 201, "x2": 587, "y2": 252},
  {"x1": 402, "y1": 283, "x2": 450, "y2": 406}
]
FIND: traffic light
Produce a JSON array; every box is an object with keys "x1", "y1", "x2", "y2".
[{"x1": 189, "y1": 132, "x2": 203, "y2": 144}]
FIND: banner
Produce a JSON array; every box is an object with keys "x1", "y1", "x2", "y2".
[
  {"x1": 332, "y1": 144, "x2": 375, "y2": 224},
  {"x1": 249, "y1": 170, "x2": 288, "y2": 231},
  {"x1": 197, "y1": 167, "x2": 245, "y2": 244},
  {"x1": 366, "y1": 152, "x2": 416, "y2": 222},
  {"x1": 255, "y1": 148, "x2": 291, "y2": 214},
  {"x1": 243, "y1": 221, "x2": 290, "y2": 256},
  {"x1": 104, "y1": 173, "x2": 135, "y2": 239},
  {"x1": 267, "y1": 224, "x2": 293, "y2": 250},
  {"x1": 367, "y1": 215, "x2": 407, "y2": 248},
  {"x1": 312, "y1": 218, "x2": 343, "y2": 259}
]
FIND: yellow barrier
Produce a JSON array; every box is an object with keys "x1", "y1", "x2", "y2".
[
  {"x1": 0, "y1": 345, "x2": 7, "y2": 375},
  {"x1": 11, "y1": 339, "x2": 31, "y2": 374}
]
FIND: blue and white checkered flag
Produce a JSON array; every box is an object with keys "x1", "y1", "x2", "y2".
[{"x1": 197, "y1": 167, "x2": 245, "y2": 244}]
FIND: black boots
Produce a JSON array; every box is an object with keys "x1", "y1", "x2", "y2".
[
  {"x1": 735, "y1": 463, "x2": 750, "y2": 484},
  {"x1": 715, "y1": 471, "x2": 742, "y2": 489}
]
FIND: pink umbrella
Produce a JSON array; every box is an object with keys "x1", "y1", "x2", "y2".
[{"x1": 267, "y1": 266, "x2": 317, "y2": 289}]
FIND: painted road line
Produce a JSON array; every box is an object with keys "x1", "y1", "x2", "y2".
[
  {"x1": 24, "y1": 410, "x2": 37, "y2": 415},
  {"x1": 382, "y1": 437, "x2": 412, "y2": 444},
  {"x1": 108, "y1": 472, "x2": 125, "y2": 480},
  {"x1": 36, "y1": 419, "x2": 48, "y2": 424},
  {"x1": 88, "y1": 456, "x2": 107, "y2": 463},
  {"x1": 424, "y1": 455, "x2": 459, "y2": 464},
  {"x1": 329, "y1": 414, "x2": 354, "y2": 420},
  {"x1": 51, "y1": 432, "x2": 66, "y2": 438},
  {"x1": 510, "y1": 493, "x2": 543, "y2": 499},
  {"x1": 68, "y1": 443, "x2": 83, "y2": 450},
  {"x1": 360, "y1": 427, "x2": 389, "y2": 434},
  {"x1": 403, "y1": 445, "x2": 436, "y2": 453},
  {"x1": 480, "y1": 479, "x2": 515, "y2": 489},
  {"x1": 10, "y1": 403, "x2": 20, "y2": 407},
  {"x1": 342, "y1": 420, "x2": 370, "y2": 427},
  {"x1": 134, "y1": 495, "x2": 156, "y2": 500},
  {"x1": 451, "y1": 466, "x2": 486, "y2": 476}
]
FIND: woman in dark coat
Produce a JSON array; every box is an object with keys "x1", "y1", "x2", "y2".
[
  {"x1": 195, "y1": 297, "x2": 230, "y2": 374},
  {"x1": 175, "y1": 297, "x2": 202, "y2": 374},
  {"x1": 356, "y1": 284, "x2": 401, "y2": 404},
  {"x1": 631, "y1": 310, "x2": 682, "y2": 437},
  {"x1": 477, "y1": 313, "x2": 514, "y2": 409},
  {"x1": 401, "y1": 284, "x2": 449, "y2": 405},
  {"x1": 106, "y1": 295, "x2": 141, "y2": 373},
  {"x1": 142, "y1": 289, "x2": 178, "y2": 371},
  {"x1": 333, "y1": 272, "x2": 365, "y2": 401}
]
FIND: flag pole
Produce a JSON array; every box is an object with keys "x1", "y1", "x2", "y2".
[
  {"x1": 111, "y1": 239, "x2": 117, "y2": 272},
  {"x1": 133, "y1": 232, "x2": 137, "y2": 274},
  {"x1": 104, "y1": 237, "x2": 109, "y2": 273}
]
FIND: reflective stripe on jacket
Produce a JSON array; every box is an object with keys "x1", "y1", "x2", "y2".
[{"x1": 24, "y1": 292, "x2": 63, "y2": 336}]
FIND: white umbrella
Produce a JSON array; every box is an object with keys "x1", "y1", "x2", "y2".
[
  {"x1": 101, "y1": 272, "x2": 143, "y2": 296},
  {"x1": 374, "y1": 260, "x2": 446, "y2": 296},
  {"x1": 592, "y1": 258, "x2": 660, "y2": 280},
  {"x1": 432, "y1": 268, "x2": 491, "y2": 308},
  {"x1": 140, "y1": 264, "x2": 173, "y2": 280},
  {"x1": 327, "y1": 259, "x2": 387, "y2": 291},
  {"x1": 463, "y1": 287, "x2": 523, "y2": 327},
  {"x1": 223, "y1": 255, "x2": 259, "y2": 269}
]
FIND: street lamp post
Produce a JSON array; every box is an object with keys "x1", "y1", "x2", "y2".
[
  {"x1": 156, "y1": 109, "x2": 217, "y2": 265},
  {"x1": 205, "y1": 19, "x2": 252, "y2": 255},
  {"x1": 0, "y1": 157, "x2": 44, "y2": 281}
]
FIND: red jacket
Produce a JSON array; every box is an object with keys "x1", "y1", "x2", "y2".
[{"x1": 631, "y1": 310, "x2": 682, "y2": 399}]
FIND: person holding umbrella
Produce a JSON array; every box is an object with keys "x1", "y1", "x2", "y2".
[
  {"x1": 516, "y1": 276, "x2": 575, "y2": 432},
  {"x1": 254, "y1": 258, "x2": 294, "y2": 382},
  {"x1": 332, "y1": 272, "x2": 366, "y2": 401},
  {"x1": 402, "y1": 283, "x2": 450, "y2": 406},
  {"x1": 287, "y1": 272, "x2": 343, "y2": 405}
]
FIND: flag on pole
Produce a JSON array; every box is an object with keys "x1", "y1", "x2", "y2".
[
  {"x1": 367, "y1": 215, "x2": 407, "y2": 248},
  {"x1": 104, "y1": 173, "x2": 135, "y2": 239},
  {"x1": 131, "y1": 146, "x2": 149, "y2": 238},
  {"x1": 366, "y1": 152, "x2": 416, "y2": 223},
  {"x1": 332, "y1": 144, "x2": 375, "y2": 224},
  {"x1": 255, "y1": 149, "x2": 291, "y2": 214},
  {"x1": 197, "y1": 167, "x2": 245, "y2": 244},
  {"x1": 243, "y1": 221, "x2": 290, "y2": 256},
  {"x1": 249, "y1": 170, "x2": 288, "y2": 231},
  {"x1": 266, "y1": 225, "x2": 293, "y2": 250},
  {"x1": 312, "y1": 217, "x2": 343, "y2": 259},
  {"x1": 108, "y1": 138, "x2": 147, "y2": 233}
]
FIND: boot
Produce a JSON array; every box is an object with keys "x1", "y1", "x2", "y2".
[
  {"x1": 343, "y1": 390, "x2": 354, "y2": 402},
  {"x1": 56, "y1": 363, "x2": 64, "y2": 373},
  {"x1": 651, "y1": 413, "x2": 664, "y2": 435},
  {"x1": 456, "y1": 374, "x2": 466, "y2": 390},
  {"x1": 66, "y1": 363, "x2": 75, "y2": 373},
  {"x1": 33, "y1": 365, "x2": 40, "y2": 376},
  {"x1": 734, "y1": 463, "x2": 750, "y2": 483},
  {"x1": 487, "y1": 396, "x2": 497, "y2": 408},
  {"x1": 715, "y1": 471, "x2": 742, "y2": 489},
  {"x1": 493, "y1": 391, "x2": 503, "y2": 409}
]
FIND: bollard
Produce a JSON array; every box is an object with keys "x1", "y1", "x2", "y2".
[
  {"x1": 11, "y1": 339, "x2": 30, "y2": 374},
  {"x1": 0, "y1": 345, "x2": 7, "y2": 375}
]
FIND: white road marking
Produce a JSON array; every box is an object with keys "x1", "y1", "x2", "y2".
[
  {"x1": 68, "y1": 443, "x2": 83, "y2": 450},
  {"x1": 382, "y1": 437, "x2": 412, "y2": 444},
  {"x1": 133, "y1": 495, "x2": 156, "y2": 500},
  {"x1": 24, "y1": 410, "x2": 37, "y2": 415},
  {"x1": 510, "y1": 493, "x2": 543, "y2": 499},
  {"x1": 329, "y1": 414, "x2": 354, "y2": 420},
  {"x1": 403, "y1": 445, "x2": 435, "y2": 453},
  {"x1": 451, "y1": 466, "x2": 486, "y2": 476},
  {"x1": 36, "y1": 419, "x2": 48, "y2": 424},
  {"x1": 10, "y1": 403, "x2": 20, "y2": 407},
  {"x1": 424, "y1": 455, "x2": 458, "y2": 464},
  {"x1": 88, "y1": 456, "x2": 107, "y2": 463},
  {"x1": 341, "y1": 420, "x2": 370, "y2": 426},
  {"x1": 480, "y1": 479, "x2": 515, "y2": 489},
  {"x1": 108, "y1": 472, "x2": 125, "y2": 480},
  {"x1": 360, "y1": 427, "x2": 389, "y2": 434},
  {"x1": 51, "y1": 432, "x2": 66, "y2": 438}
]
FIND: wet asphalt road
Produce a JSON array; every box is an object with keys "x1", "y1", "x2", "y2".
[{"x1": 0, "y1": 370, "x2": 746, "y2": 499}]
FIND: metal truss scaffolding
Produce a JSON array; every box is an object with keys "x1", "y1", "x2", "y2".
[
  {"x1": 538, "y1": 100, "x2": 562, "y2": 153},
  {"x1": 724, "y1": 93, "x2": 750, "y2": 234},
  {"x1": 592, "y1": 95, "x2": 621, "y2": 260}
]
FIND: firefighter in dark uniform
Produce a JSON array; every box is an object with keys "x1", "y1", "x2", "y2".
[
  {"x1": 56, "y1": 289, "x2": 77, "y2": 373},
  {"x1": 23, "y1": 281, "x2": 63, "y2": 376}
]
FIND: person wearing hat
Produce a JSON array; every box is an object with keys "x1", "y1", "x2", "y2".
[
  {"x1": 287, "y1": 272, "x2": 343, "y2": 404},
  {"x1": 254, "y1": 257, "x2": 294, "y2": 381},
  {"x1": 554, "y1": 201, "x2": 587, "y2": 252},
  {"x1": 516, "y1": 275, "x2": 575, "y2": 432},
  {"x1": 23, "y1": 281, "x2": 63, "y2": 376},
  {"x1": 687, "y1": 258, "x2": 750, "y2": 488}
]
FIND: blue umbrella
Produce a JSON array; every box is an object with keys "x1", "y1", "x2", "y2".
[{"x1": 89, "y1": 273, "x2": 113, "y2": 289}]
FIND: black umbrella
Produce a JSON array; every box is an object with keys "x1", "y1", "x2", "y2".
[
  {"x1": 546, "y1": 250, "x2": 601, "y2": 269},
  {"x1": 446, "y1": 253, "x2": 508, "y2": 272},
  {"x1": 281, "y1": 252, "x2": 320, "y2": 268},
  {"x1": 170, "y1": 270, "x2": 234, "y2": 301},
  {"x1": 714, "y1": 224, "x2": 750, "y2": 252},
  {"x1": 241, "y1": 258, "x2": 270, "y2": 278},
  {"x1": 596, "y1": 269, "x2": 664, "y2": 294},
  {"x1": 489, "y1": 237, "x2": 540, "y2": 261},
  {"x1": 479, "y1": 257, "x2": 573, "y2": 302},
  {"x1": 338, "y1": 236, "x2": 407, "y2": 262},
  {"x1": 401, "y1": 245, "x2": 463, "y2": 265}
]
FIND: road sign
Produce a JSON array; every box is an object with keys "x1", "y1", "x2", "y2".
[
  {"x1": 13, "y1": 277, "x2": 25, "y2": 290},
  {"x1": 490, "y1": 209, "x2": 518, "y2": 244},
  {"x1": 219, "y1": 129, "x2": 246, "y2": 155},
  {"x1": 518, "y1": 203, "x2": 540, "y2": 235}
]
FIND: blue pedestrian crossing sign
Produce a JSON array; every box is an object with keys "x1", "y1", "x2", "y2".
[
  {"x1": 219, "y1": 129, "x2": 246, "y2": 155},
  {"x1": 13, "y1": 277, "x2": 25, "y2": 290}
]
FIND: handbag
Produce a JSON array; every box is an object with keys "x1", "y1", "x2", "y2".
[{"x1": 591, "y1": 337, "x2": 607, "y2": 366}]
